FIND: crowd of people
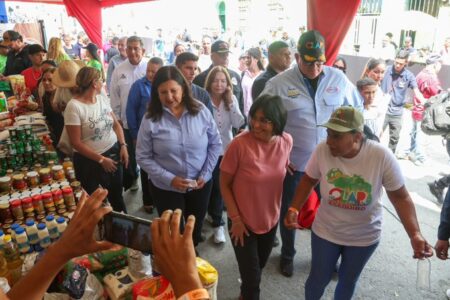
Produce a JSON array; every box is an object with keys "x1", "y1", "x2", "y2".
[{"x1": 0, "y1": 26, "x2": 449, "y2": 300}]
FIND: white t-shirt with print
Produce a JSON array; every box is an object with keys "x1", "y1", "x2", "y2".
[
  {"x1": 64, "y1": 94, "x2": 117, "y2": 154},
  {"x1": 306, "y1": 140, "x2": 404, "y2": 247}
]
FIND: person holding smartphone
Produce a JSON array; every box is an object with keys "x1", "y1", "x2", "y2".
[
  {"x1": 65, "y1": 67, "x2": 129, "y2": 212},
  {"x1": 136, "y1": 66, "x2": 222, "y2": 247}
]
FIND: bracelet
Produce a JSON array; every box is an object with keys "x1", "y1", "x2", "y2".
[
  {"x1": 119, "y1": 142, "x2": 127, "y2": 147},
  {"x1": 288, "y1": 207, "x2": 299, "y2": 214},
  {"x1": 177, "y1": 288, "x2": 210, "y2": 300},
  {"x1": 98, "y1": 156, "x2": 104, "y2": 164}
]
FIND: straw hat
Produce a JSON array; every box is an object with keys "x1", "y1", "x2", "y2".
[{"x1": 52, "y1": 60, "x2": 85, "y2": 88}]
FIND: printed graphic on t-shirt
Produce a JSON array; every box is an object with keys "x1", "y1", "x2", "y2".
[
  {"x1": 326, "y1": 168, "x2": 372, "y2": 210},
  {"x1": 88, "y1": 108, "x2": 113, "y2": 141}
]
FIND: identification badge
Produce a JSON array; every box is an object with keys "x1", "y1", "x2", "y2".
[{"x1": 287, "y1": 88, "x2": 300, "y2": 98}]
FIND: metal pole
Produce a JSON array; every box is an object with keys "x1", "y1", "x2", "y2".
[{"x1": 38, "y1": 19, "x2": 46, "y2": 48}]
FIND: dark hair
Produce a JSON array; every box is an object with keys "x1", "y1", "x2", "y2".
[
  {"x1": 268, "y1": 41, "x2": 289, "y2": 54},
  {"x1": 73, "y1": 67, "x2": 101, "y2": 96},
  {"x1": 175, "y1": 52, "x2": 199, "y2": 67},
  {"x1": 85, "y1": 43, "x2": 101, "y2": 62},
  {"x1": 396, "y1": 50, "x2": 409, "y2": 60},
  {"x1": 249, "y1": 94, "x2": 287, "y2": 136},
  {"x1": 42, "y1": 60, "x2": 57, "y2": 67},
  {"x1": 42, "y1": 67, "x2": 56, "y2": 76},
  {"x1": 149, "y1": 56, "x2": 164, "y2": 66},
  {"x1": 111, "y1": 37, "x2": 119, "y2": 44},
  {"x1": 356, "y1": 77, "x2": 377, "y2": 91},
  {"x1": 333, "y1": 56, "x2": 347, "y2": 73},
  {"x1": 361, "y1": 58, "x2": 385, "y2": 79},
  {"x1": 127, "y1": 36, "x2": 144, "y2": 47},
  {"x1": 147, "y1": 66, "x2": 201, "y2": 121},
  {"x1": 385, "y1": 32, "x2": 393, "y2": 39},
  {"x1": 247, "y1": 47, "x2": 265, "y2": 71}
]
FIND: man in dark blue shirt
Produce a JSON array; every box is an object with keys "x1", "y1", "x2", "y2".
[
  {"x1": 175, "y1": 52, "x2": 213, "y2": 115},
  {"x1": 381, "y1": 50, "x2": 425, "y2": 154},
  {"x1": 126, "y1": 56, "x2": 163, "y2": 213}
]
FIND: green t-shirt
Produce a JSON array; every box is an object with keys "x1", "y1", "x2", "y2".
[
  {"x1": 0, "y1": 55, "x2": 7, "y2": 74},
  {"x1": 87, "y1": 59, "x2": 103, "y2": 72}
]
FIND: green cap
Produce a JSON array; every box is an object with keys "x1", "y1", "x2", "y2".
[{"x1": 320, "y1": 106, "x2": 364, "y2": 132}]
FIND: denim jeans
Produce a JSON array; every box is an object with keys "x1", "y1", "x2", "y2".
[
  {"x1": 305, "y1": 231, "x2": 379, "y2": 300},
  {"x1": 208, "y1": 156, "x2": 225, "y2": 227},
  {"x1": 405, "y1": 119, "x2": 425, "y2": 161},
  {"x1": 279, "y1": 171, "x2": 304, "y2": 260},
  {"x1": 383, "y1": 114, "x2": 403, "y2": 153}
]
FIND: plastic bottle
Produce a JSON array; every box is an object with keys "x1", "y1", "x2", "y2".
[
  {"x1": 37, "y1": 223, "x2": 51, "y2": 248},
  {"x1": 25, "y1": 220, "x2": 39, "y2": 245},
  {"x1": 56, "y1": 217, "x2": 67, "y2": 236},
  {"x1": 9, "y1": 224, "x2": 19, "y2": 243},
  {"x1": 2, "y1": 235, "x2": 23, "y2": 286},
  {"x1": 45, "y1": 215, "x2": 59, "y2": 240},
  {"x1": 14, "y1": 227, "x2": 30, "y2": 254},
  {"x1": 0, "y1": 231, "x2": 4, "y2": 252}
]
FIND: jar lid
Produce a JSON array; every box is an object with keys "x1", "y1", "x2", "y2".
[
  {"x1": 25, "y1": 219, "x2": 35, "y2": 226},
  {"x1": 52, "y1": 189, "x2": 62, "y2": 196},
  {"x1": 15, "y1": 227, "x2": 24, "y2": 234},
  {"x1": 32, "y1": 194, "x2": 42, "y2": 201},
  {"x1": 52, "y1": 165, "x2": 63, "y2": 171},
  {"x1": 0, "y1": 176, "x2": 10, "y2": 183},
  {"x1": 21, "y1": 197, "x2": 32, "y2": 204},
  {"x1": 56, "y1": 216, "x2": 65, "y2": 223},
  {"x1": 37, "y1": 223, "x2": 46, "y2": 230},
  {"x1": 9, "y1": 199, "x2": 21, "y2": 207},
  {"x1": 41, "y1": 192, "x2": 52, "y2": 199},
  {"x1": 12, "y1": 174, "x2": 24, "y2": 180},
  {"x1": 26, "y1": 171, "x2": 38, "y2": 177},
  {"x1": 62, "y1": 187, "x2": 73, "y2": 194},
  {"x1": 45, "y1": 215, "x2": 54, "y2": 221},
  {"x1": 39, "y1": 168, "x2": 50, "y2": 174}
]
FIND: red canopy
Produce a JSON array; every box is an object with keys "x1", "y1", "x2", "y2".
[
  {"x1": 10, "y1": 0, "x2": 361, "y2": 64},
  {"x1": 11, "y1": 0, "x2": 152, "y2": 46}
]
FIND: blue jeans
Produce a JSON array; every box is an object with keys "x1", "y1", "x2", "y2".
[
  {"x1": 305, "y1": 231, "x2": 379, "y2": 300},
  {"x1": 406, "y1": 119, "x2": 425, "y2": 161},
  {"x1": 279, "y1": 171, "x2": 304, "y2": 260}
]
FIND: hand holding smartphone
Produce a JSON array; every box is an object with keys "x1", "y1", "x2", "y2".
[{"x1": 100, "y1": 211, "x2": 152, "y2": 253}]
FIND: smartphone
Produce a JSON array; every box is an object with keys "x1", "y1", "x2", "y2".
[{"x1": 101, "y1": 211, "x2": 152, "y2": 253}]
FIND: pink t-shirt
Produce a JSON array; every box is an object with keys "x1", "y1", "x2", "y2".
[{"x1": 220, "y1": 131, "x2": 293, "y2": 234}]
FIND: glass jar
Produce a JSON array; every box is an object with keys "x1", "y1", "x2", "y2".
[
  {"x1": 51, "y1": 189, "x2": 64, "y2": 207},
  {"x1": 20, "y1": 197, "x2": 34, "y2": 214},
  {"x1": 62, "y1": 158, "x2": 73, "y2": 173},
  {"x1": 0, "y1": 176, "x2": 11, "y2": 193},
  {"x1": 0, "y1": 198, "x2": 12, "y2": 223},
  {"x1": 41, "y1": 192, "x2": 55, "y2": 211},
  {"x1": 32, "y1": 194, "x2": 45, "y2": 215},
  {"x1": 26, "y1": 171, "x2": 39, "y2": 188},
  {"x1": 39, "y1": 168, "x2": 52, "y2": 185},
  {"x1": 66, "y1": 168, "x2": 76, "y2": 183},
  {"x1": 62, "y1": 187, "x2": 76, "y2": 207},
  {"x1": 12, "y1": 174, "x2": 27, "y2": 191},
  {"x1": 70, "y1": 181, "x2": 82, "y2": 194},
  {"x1": 9, "y1": 199, "x2": 23, "y2": 220},
  {"x1": 33, "y1": 163, "x2": 42, "y2": 173},
  {"x1": 52, "y1": 165, "x2": 65, "y2": 181}
]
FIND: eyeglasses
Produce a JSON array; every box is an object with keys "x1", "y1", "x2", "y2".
[
  {"x1": 251, "y1": 116, "x2": 273, "y2": 126},
  {"x1": 333, "y1": 65, "x2": 346, "y2": 71},
  {"x1": 302, "y1": 59, "x2": 325, "y2": 67}
]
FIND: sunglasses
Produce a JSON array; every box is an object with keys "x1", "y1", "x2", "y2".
[
  {"x1": 302, "y1": 59, "x2": 325, "y2": 67},
  {"x1": 333, "y1": 65, "x2": 346, "y2": 72}
]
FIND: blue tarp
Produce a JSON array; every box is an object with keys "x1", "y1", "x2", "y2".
[{"x1": 0, "y1": 1, "x2": 8, "y2": 24}]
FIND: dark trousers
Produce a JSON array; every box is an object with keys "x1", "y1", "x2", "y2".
[
  {"x1": 383, "y1": 114, "x2": 403, "y2": 153},
  {"x1": 73, "y1": 143, "x2": 126, "y2": 212},
  {"x1": 123, "y1": 129, "x2": 139, "y2": 188},
  {"x1": 279, "y1": 171, "x2": 304, "y2": 260},
  {"x1": 208, "y1": 156, "x2": 225, "y2": 227},
  {"x1": 229, "y1": 220, "x2": 277, "y2": 300},
  {"x1": 150, "y1": 180, "x2": 212, "y2": 246},
  {"x1": 140, "y1": 169, "x2": 153, "y2": 206}
]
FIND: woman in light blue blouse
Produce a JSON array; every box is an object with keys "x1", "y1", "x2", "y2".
[
  {"x1": 205, "y1": 66, "x2": 245, "y2": 244},
  {"x1": 136, "y1": 66, "x2": 222, "y2": 246}
]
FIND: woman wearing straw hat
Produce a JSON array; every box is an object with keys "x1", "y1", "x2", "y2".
[
  {"x1": 52, "y1": 59, "x2": 85, "y2": 113},
  {"x1": 65, "y1": 66, "x2": 128, "y2": 212}
]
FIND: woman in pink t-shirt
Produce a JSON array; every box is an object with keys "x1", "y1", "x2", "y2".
[{"x1": 220, "y1": 94, "x2": 292, "y2": 300}]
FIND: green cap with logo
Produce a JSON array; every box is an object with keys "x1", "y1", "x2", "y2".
[{"x1": 320, "y1": 106, "x2": 364, "y2": 132}]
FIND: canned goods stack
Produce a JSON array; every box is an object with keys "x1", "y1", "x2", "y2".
[
  {"x1": 0, "y1": 126, "x2": 56, "y2": 176},
  {"x1": 0, "y1": 156, "x2": 81, "y2": 235}
]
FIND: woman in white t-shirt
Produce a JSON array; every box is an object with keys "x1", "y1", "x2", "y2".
[
  {"x1": 204, "y1": 66, "x2": 245, "y2": 244},
  {"x1": 64, "y1": 67, "x2": 129, "y2": 212},
  {"x1": 285, "y1": 107, "x2": 433, "y2": 300}
]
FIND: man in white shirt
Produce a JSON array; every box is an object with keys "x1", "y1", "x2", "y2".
[
  {"x1": 106, "y1": 36, "x2": 127, "y2": 93},
  {"x1": 110, "y1": 36, "x2": 148, "y2": 192}
]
